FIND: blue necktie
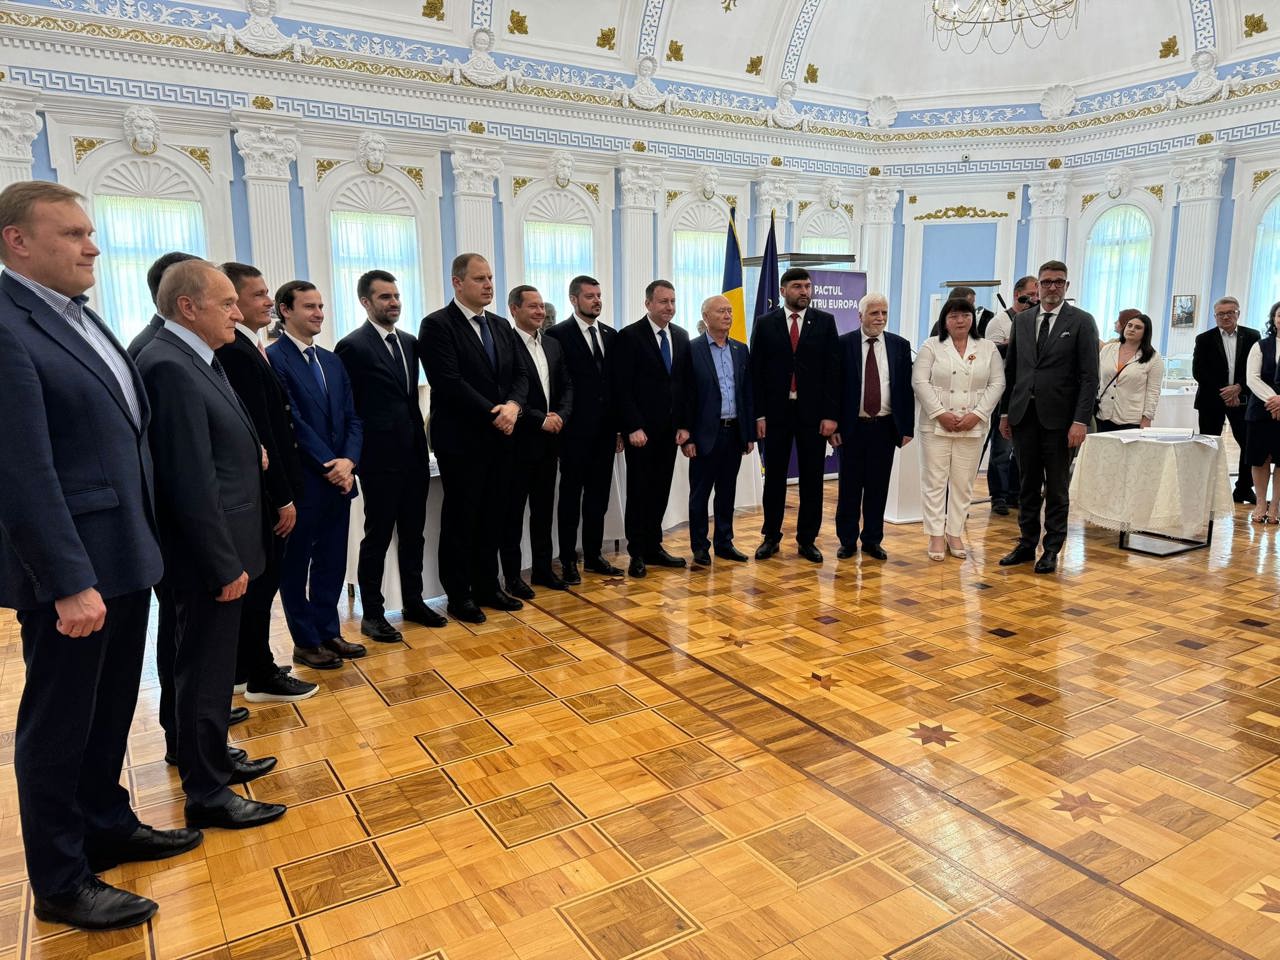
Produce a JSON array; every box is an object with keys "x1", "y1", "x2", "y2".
[
  {"x1": 304, "y1": 345, "x2": 327, "y2": 394},
  {"x1": 658, "y1": 327, "x2": 671, "y2": 373},
  {"x1": 477, "y1": 313, "x2": 497, "y2": 368}
]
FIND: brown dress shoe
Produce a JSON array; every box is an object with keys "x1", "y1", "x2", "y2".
[
  {"x1": 323, "y1": 636, "x2": 366, "y2": 659},
  {"x1": 292, "y1": 645, "x2": 342, "y2": 670}
]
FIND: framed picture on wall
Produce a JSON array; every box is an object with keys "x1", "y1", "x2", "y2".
[{"x1": 1171, "y1": 294, "x2": 1197, "y2": 328}]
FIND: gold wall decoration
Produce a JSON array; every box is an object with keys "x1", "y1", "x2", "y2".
[
  {"x1": 178, "y1": 145, "x2": 212, "y2": 173},
  {"x1": 632, "y1": 141, "x2": 648, "y2": 152},
  {"x1": 913, "y1": 205, "x2": 1009, "y2": 221},
  {"x1": 467, "y1": 120, "x2": 486, "y2": 134},
  {"x1": 746, "y1": 55, "x2": 763, "y2": 76},
  {"x1": 1159, "y1": 35, "x2": 1179, "y2": 58},
  {"x1": 401, "y1": 166, "x2": 425, "y2": 191},
  {"x1": 72, "y1": 137, "x2": 106, "y2": 164},
  {"x1": 508, "y1": 10, "x2": 528, "y2": 35},
  {"x1": 908, "y1": 195, "x2": 918, "y2": 204},
  {"x1": 421, "y1": 0, "x2": 444, "y2": 21},
  {"x1": 596, "y1": 27, "x2": 616, "y2": 50},
  {"x1": 1197, "y1": 132, "x2": 1215, "y2": 144},
  {"x1": 1253, "y1": 169, "x2": 1275, "y2": 192},
  {"x1": 1245, "y1": 14, "x2": 1269, "y2": 38},
  {"x1": 804, "y1": 63, "x2": 818, "y2": 84},
  {"x1": 512, "y1": 176, "x2": 533, "y2": 195},
  {"x1": 769, "y1": 156, "x2": 783, "y2": 167},
  {"x1": 315, "y1": 158, "x2": 341, "y2": 182},
  {"x1": 1007, "y1": 191, "x2": 1017, "y2": 200},
  {"x1": 0, "y1": 70, "x2": 6, "y2": 81},
  {"x1": 666, "y1": 40, "x2": 684, "y2": 62},
  {"x1": 251, "y1": 95, "x2": 275, "y2": 110},
  {"x1": 1144, "y1": 184, "x2": 1165, "y2": 201},
  {"x1": 580, "y1": 182, "x2": 600, "y2": 204},
  {"x1": 665, "y1": 190, "x2": 681, "y2": 207},
  {"x1": 1047, "y1": 157, "x2": 1063, "y2": 169},
  {"x1": 797, "y1": 200, "x2": 812, "y2": 213},
  {"x1": 868, "y1": 166, "x2": 881, "y2": 176},
  {"x1": 842, "y1": 203, "x2": 856, "y2": 218},
  {"x1": 722, "y1": 0, "x2": 738, "y2": 10},
  {"x1": 1081, "y1": 192, "x2": 1099, "y2": 211},
  {"x1": 725, "y1": 194, "x2": 738, "y2": 209}
]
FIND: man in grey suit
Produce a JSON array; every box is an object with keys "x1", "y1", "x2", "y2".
[{"x1": 998, "y1": 260, "x2": 1100, "y2": 574}]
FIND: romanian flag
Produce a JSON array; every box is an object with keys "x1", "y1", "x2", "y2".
[
  {"x1": 722, "y1": 208, "x2": 747, "y2": 342},
  {"x1": 754, "y1": 211, "x2": 779, "y2": 322}
]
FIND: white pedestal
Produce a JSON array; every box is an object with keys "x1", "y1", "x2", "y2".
[{"x1": 884, "y1": 438, "x2": 923, "y2": 525}]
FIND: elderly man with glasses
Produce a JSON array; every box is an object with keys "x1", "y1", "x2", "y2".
[{"x1": 1192, "y1": 296, "x2": 1260, "y2": 503}]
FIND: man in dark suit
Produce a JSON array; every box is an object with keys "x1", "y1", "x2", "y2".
[
  {"x1": 267, "y1": 281, "x2": 366, "y2": 668},
  {"x1": 136, "y1": 260, "x2": 285, "y2": 831},
  {"x1": 832, "y1": 293, "x2": 914, "y2": 561},
  {"x1": 419, "y1": 254, "x2": 529, "y2": 624},
  {"x1": 979, "y1": 276, "x2": 1035, "y2": 515},
  {"x1": 675, "y1": 294, "x2": 754, "y2": 566},
  {"x1": 998, "y1": 260, "x2": 1100, "y2": 574},
  {"x1": 216, "y1": 262, "x2": 318, "y2": 704},
  {"x1": 1192, "y1": 296, "x2": 1259, "y2": 503},
  {"x1": 546, "y1": 275, "x2": 623, "y2": 583},
  {"x1": 502, "y1": 284, "x2": 574, "y2": 596},
  {"x1": 749, "y1": 266, "x2": 841, "y2": 563},
  {"x1": 126, "y1": 250, "x2": 200, "y2": 358},
  {"x1": 613, "y1": 280, "x2": 689, "y2": 577},
  {"x1": 336, "y1": 270, "x2": 446, "y2": 640},
  {"x1": 0, "y1": 181, "x2": 199, "y2": 930}
]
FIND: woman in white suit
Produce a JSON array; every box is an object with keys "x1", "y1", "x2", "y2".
[
  {"x1": 1096, "y1": 312, "x2": 1163, "y2": 431},
  {"x1": 912, "y1": 299, "x2": 1006, "y2": 561}
]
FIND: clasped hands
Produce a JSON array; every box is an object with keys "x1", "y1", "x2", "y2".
[
  {"x1": 1266, "y1": 394, "x2": 1280, "y2": 419},
  {"x1": 323, "y1": 457, "x2": 355, "y2": 494},
  {"x1": 937, "y1": 411, "x2": 981, "y2": 433},
  {"x1": 490, "y1": 401, "x2": 520, "y2": 435}
]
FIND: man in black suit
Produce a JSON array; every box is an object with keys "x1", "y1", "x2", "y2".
[
  {"x1": 614, "y1": 280, "x2": 689, "y2": 577},
  {"x1": 336, "y1": 270, "x2": 446, "y2": 640},
  {"x1": 546, "y1": 275, "x2": 624, "y2": 583},
  {"x1": 979, "y1": 276, "x2": 1035, "y2": 515},
  {"x1": 419, "y1": 254, "x2": 529, "y2": 624},
  {"x1": 136, "y1": 260, "x2": 286, "y2": 831},
  {"x1": 126, "y1": 250, "x2": 200, "y2": 358},
  {"x1": 675, "y1": 294, "x2": 755, "y2": 566},
  {"x1": 0, "y1": 181, "x2": 199, "y2": 930},
  {"x1": 998, "y1": 260, "x2": 1100, "y2": 574},
  {"x1": 502, "y1": 285, "x2": 574, "y2": 596},
  {"x1": 749, "y1": 267, "x2": 841, "y2": 563},
  {"x1": 832, "y1": 293, "x2": 914, "y2": 561},
  {"x1": 1192, "y1": 296, "x2": 1259, "y2": 503},
  {"x1": 216, "y1": 262, "x2": 318, "y2": 704}
]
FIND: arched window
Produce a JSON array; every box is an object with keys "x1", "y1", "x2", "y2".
[
  {"x1": 1248, "y1": 195, "x2": 1280, "y2": 325},
  {"x1": 670, "y1": 201, "x2": 728, "y2": 332},
  {"x1": 798, "y1": 210, "x2": 853, "y2": 256},
  {"x1": 1081, "y1": 204, "x2": 1153, "y2": 324},
  {"x1": 521, "y1": 190, "x2": 593, "y2": 317}
]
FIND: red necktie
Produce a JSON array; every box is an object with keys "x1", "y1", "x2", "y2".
[
  {"x1": 789, "y1": 312, "x2": 800, "y2": 393},
  {"x1": 863, "y1": 337, "x2": 881, "y2": 417}
]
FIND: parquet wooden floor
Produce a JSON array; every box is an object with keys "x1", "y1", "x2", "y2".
[{"x1": 2, "y1": 480, "x2": 1279, "y2": 959}]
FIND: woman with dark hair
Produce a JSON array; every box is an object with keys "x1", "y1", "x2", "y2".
[
  {"x1": 1096, "y1": 312, "x2": 1163, "y2": 431},
  {"x1": 912, "y1": 298, "x2": 1004, "y2": 561},
  {"x1": 1244, "y1": 300, "x2": 1280, "y2": 522}
]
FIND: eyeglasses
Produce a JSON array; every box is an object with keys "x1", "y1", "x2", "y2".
[
  {"x1": 1039, "y1": 279, "x2": 1068, "y2": 288},
  {"x1": 1215, "y1": 310, "x2": 1239, "y2": 318}
]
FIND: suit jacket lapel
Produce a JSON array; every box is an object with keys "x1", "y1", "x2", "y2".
[
  {"x1": 282, "y1": 337, "x2": 329, "y2": 410},
  {"x1": 159, "y1": 329, "x2": 257, "y2": 441},
  {"x1": 451, "y1": 303, "x2": 494, "y2": 372}
]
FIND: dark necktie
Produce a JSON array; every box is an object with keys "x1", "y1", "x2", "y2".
[
  {"x1": 210, "y1": 354, "x2": 235, "y2": 398},
  {"x1": 658, "y1": 327, "x2": 671, "y2": 373},
  {"x1": 476, "y1": 313, "x2": 497, "y2": 368},
  {"x1": 1036, "y1": 312, "x2": 1054, "y2": 355},
  {"x1": 304, "y1": 345, "x2": 327, "y2": 394},
  {"x1": 789, "y1": 312, "x2": 800, "y2": 393},
  {"x1": 386, "y1": 332, "x2": 408, "y2": 393},
  {"x1": 588, "y1": 324, "x2": 604, "y2": 370},
  {"x1": 863, "y1": 337, "x2": 881, "y2": 417}
]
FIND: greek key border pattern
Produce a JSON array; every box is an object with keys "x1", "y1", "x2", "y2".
[
  {"x1": 637, "y1": 0, "x2": 665, "y2": 57},
  {"x1": 10, "y1": 64, "x2": 247, "y2": 109},
  {"x1": 1190, "y1": 0, "x2": 1215, "y2": 51},
  {"x1": 470, "y1": 0, "x2": 493, "y2": 31},
  {"x1": 781, "y1": 0, "x2": 821, "y2": 82}
]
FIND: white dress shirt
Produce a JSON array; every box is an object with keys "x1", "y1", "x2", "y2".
[
  {"x1": 1037, "y1": 307, "x2": 1059, "y2": 341},
  {"x1": 453, "y1": 298, "x2": 489, "y2": 346},
  {"x1": 369, "y1": 319, "x2": 410, "y2": 387},
  {"x1": 859, "y1": 332, "x2": 892, "y2": 417},
  {"x1": 985, "y1": 309, "x2": 1013, "y2": 345},
  {"x1": 517, "y1": 326, "x2": 551, "y2": 403},
  {"x1": 1220, "y1": 327, "x2": 1239, "y2": 385},
  {"x1": 1246, "y1": 339, "x2": 1278, "y2": 402},
  {"x1": 575, "y1": 314, "x2": 609, "y2": 355},
  {"x1": 282, "y1": 327, "x2": 326, "y2": 389},
  {"x1": 163, "y1": 318, "x2": 214, "y2": 365}
]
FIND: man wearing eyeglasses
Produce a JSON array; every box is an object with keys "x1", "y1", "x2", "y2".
[
  {"x1": 998, "y1": 260, "x2": 1099, "y2": 575},
  {"x1": 1192, "y1": 297, "x2": 1259, "y2": 503}
]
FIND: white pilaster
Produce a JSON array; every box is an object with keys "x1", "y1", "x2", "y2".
[
  {"x1": 617, "y1": 155, "x2": 663, "y2": 317},
  {"x1": 449, "y1": 134, "x2": 503, "y2": 261},
  {"x1": 0, "y1": 81, "x2": 43, "y2": 188},
  {"x1": 232, "y1": 110, "x2": 300, "y2": 288},
  {"x1": 1026, "y1": 176, "x2": 1070, "y2": 272},
  {"x1": 1167, "y1": 149, "x2": 1227, "y2": 357},
  {"x1": 753, "y1": 167, "x2": 796, "y2": 252},
  {"x1": 860, "y1": 179, "x2": 900, "y2": 300}
]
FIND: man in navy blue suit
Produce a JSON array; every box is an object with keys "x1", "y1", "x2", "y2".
[
  {"x1": 266, "y1": 281, "x2": 365, "y2": 670},
  {"x1": 832, "y1": 293, "x2": 914, "y2": 561},
  {"x1": 0, "y1": 181, "x2": 200, "y2": 930},
  {"x1": 674, "y1": 294, "x2": 755, "y2": 566}
]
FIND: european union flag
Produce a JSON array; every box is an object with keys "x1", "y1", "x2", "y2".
[{"x1": 753, "y1": 210, "x2": 779, "y2": 328}]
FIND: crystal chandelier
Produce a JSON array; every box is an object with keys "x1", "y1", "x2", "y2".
[{"x1": 930, "y1": 0, "x2": 1085, "y2": 54}]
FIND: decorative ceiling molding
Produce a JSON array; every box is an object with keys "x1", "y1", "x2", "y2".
[
  {"x1": 177, "y1": 144, "x2": 212, "y2": 173},
  {"x1": 913, "y1": 204, "x2": 1010, "y2": 221},
  {"x1": 1253, "y1": 168, "x2": 1274, "y2": 192}
]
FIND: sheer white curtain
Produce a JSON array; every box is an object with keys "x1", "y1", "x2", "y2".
[
  {"x1": 799, "y1": 235, "x2": 852, "y2": 255},
  {"x1": 1081, "y1": 205, "x2": 1153, "y2": 325},
  {"x1": 93, "y1": 195, "x2": 207, "y2": 344},
  {"x1": 330, "y1": 211, "x2": 423, "y2": 338},
  {"x1": 523, "y1": 221, "x2": 593, "y2": 318},
  {"x1": 1248, "y1": 197, "x2": 1280, "y2": 326},
  {"x1": 672, "y1": 229, "x2": 724, "y2": 332}
]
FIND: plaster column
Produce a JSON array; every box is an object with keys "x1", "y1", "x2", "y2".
[
  {"x1": 753, "y1": 167, "x2": 796, "y2": 252},
  {"x1": 232, "y1": 111, "x2": 300, "y2": 288},
  {"x1": 0, "y1": 81, "x2": 43, "y2": 188},
  {"x1": 860, "y1": 179, "x2": 900, "y2": 298},
  {"x1": 1026, "y1": 175, "x2": 1070, "y2": 272},
  {"x1": 1167, "y1": 150, "x2": 1227, "y2": 357},
  {"x1": 449, "y1": 134, "x2": 503, "y2": 261},
  {"x1": 617, "y1": 155, "x2": 663, "y2": 317}
]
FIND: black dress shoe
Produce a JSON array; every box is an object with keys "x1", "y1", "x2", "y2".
[
  {"x1": 165, "y1": 746, "x2": 247, "y2": 766},
  {"x1": 583, "y1": 555, "x2": 623, "y2": 576},
  {"x1": 628, "y1": 557, "x2": 647, "y2": 578},
  {"x1": 754, "y1": 538, "x2": 780, "y2": 560},
  {"x1": 691, "y1": 549, "x2": 711, "y2": 566},
  {"x1": 86, "y1": 824, "x2": 203, "y2": 873},
  {"x1": 228, "y1": 755, "x2": 278, "y2": 785},
  {"x1": 1234, "y1": 489, "x2": 1257, "y2": 504},
  {"x1": 559, "y1": 561, "x2": 582, "y2": 585},
  {"x1": 991, "y1": 499, "x2": 1010, "y2": 515},
  {"x1": 478, "y1": 589, "x2": 523, "y2": 612},
  {"x1": 292, "y1": 644, "x2": 342, "y2": 670},
  {"x1": 1034, "y1": 550, "x2": 1059, "y2": 574},
  {"x1": 530, "y1": 568, "x2": 567, "y2": 590},
  {"x1": 360, "y1": 615, "x2": 402, "y2": 643},
  {"x1": 646, "y1": 548, "x2": 687, "y2": 568},
  {"x1": 323, "y1": 636, "x2": 366, "y2": 659},
  {"x1": 863, "y1": 544, "x2": 888, "y2": 561},
  {"x1": 402, "y1": 602, "x2": 448, "y2": 628},
  {"x1": 447, "y1": 600, "x2": 487, "y2": 623},
  {"x1": 33, "y1": 876, "x2": 157, "y2": 930},
  {"x1": 228, "y1": 706, "x2": 250, "y2": 725},
  {"x1": 185, "y1": 794, "x2": 286, "y2": 830},
  {"x1": 798, "y1": 543, "x2": 823, "y2": 563},
  {"x1": 714, "y1": 545, "x2": 748, "y2": 562},
  {"x1": 999, "y1": 544, "x2": 1037, "y2": 566},
  {"x1": 505, "y1": 578, "x2": 536, "y2": 601},
  {"x1": 836, "y1": 544, "x2": 856, "y2": 559}
]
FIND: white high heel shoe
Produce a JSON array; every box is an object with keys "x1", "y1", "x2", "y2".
[{"x1": 947, "y1": 538, "x2": 967, "y2": 559}]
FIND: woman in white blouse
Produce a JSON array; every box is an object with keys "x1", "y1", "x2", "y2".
[
  {"x1": 1244, "y1": 300, "x2": 1280, "y2": 523},
  {"x1": 1096, "y1": 312, "x2": 1163, "y2": 431},
  {"x1": 912, "y1": 299, "x2": 1005, "y2": 561}
]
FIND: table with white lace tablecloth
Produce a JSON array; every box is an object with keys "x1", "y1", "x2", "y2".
[{"x1": 1068, "y1": 430, "x2": 1234, "y2": 545}]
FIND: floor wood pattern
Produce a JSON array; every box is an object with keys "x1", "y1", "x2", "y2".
[{"x1": 2, "y1": 480, "x2": 1279, "y2": 959}]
